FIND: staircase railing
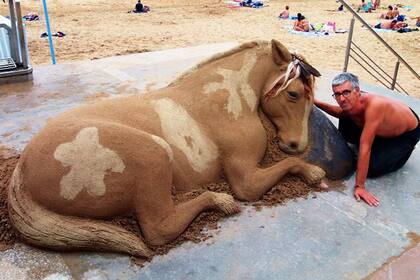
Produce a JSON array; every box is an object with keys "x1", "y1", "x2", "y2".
[{"x1": 338, "y1": 0, "x2": 419, "y2": 95}]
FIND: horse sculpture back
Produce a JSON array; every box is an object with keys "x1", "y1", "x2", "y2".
[{"x1": 8, "y1": 40, "x2": 325, "y2": 258}]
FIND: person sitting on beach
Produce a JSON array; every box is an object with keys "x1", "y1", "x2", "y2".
[
  {"x1": 391, "y1": 6, "x2": 400, "y2": 19},
  {"x1": 357, "y1": 0, "x2": 367, "y2": 12},
  {"x1": 373, "y1": 19, "x2": 407, "y2": 30},
  {"x1": 279, "y1": 5, "x2": 290, "y2": 19},
  {"x1": 380, "y1": 5, "x2": 394, "y2": 19},
  {"x1": 133, "y1": 0, "x2": 150, "y2": 13},
  {"x1": 135, "y1": 0, "x2": 143, "y2": 12},
  {"x1": 314, "y1": 72, "x2": 419, "y2": 207},
  {"x1": 293, "y1": 13, "x2": 310, "y2": 32}
]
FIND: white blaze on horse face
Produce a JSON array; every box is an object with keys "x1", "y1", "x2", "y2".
[
  {"x1": 204, "y1": 53, "x2": 258, "y2": 119},
  {"x1": 150, "y1": 134, "x2": 174, "y2": 162},
  {"x1": 151, "y1": 98, "x2": 218, "y2": 173},
  {"x1": 54, "y1": 127, "x2": 125, "y2": 200},
  {"x1": 298, "y1": 99, "x2": 312, "y2": 151}
]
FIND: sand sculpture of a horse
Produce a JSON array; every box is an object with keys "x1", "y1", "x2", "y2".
[{"x1": 8, "y1": 40, "x2": 326, "y2": 258}]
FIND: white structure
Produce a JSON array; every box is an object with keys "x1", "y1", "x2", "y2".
[{"x1": 0, "y1": 0, "x2": 32, "y2": 82}]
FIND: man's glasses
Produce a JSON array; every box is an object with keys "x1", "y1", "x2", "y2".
[{"x1": 332, "y1": 89, "x2": 352, "y2": 100}]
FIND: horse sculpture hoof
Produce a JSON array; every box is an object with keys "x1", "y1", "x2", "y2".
[
  {"x1": 210, "y1": 192, "x2": 241, "y2": 214},
  {"x1": 302, "y1": 165, "x2": 326, "y2": 185}
]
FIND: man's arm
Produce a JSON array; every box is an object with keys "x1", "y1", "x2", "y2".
[
  {"x1": 354, "y1": 103, "x2": 384, "y2": 207},
  {"x1": 314, "y1": 99, "x2": 344, "y2": 118}
]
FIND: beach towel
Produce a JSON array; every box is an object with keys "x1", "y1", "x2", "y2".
[
  {"x1": 284, "y1": 25, "x2": 333, "y2": 38},
  {"x1": 23, "y1": 13, "x2": 39, "y2": 21},
  {"x1": 224, "y1": 0, "x2": 241, "y2": 7},
  {"x1": 278, "y1": 15, "x2": 297, "y2": 20},
  {"x1": 235, "y1": 0, "x2": 267, "y2": 8},
  {"x1": 370, "y1": 27, "x2": 394, "y2": 33},
  {"x1": 40, "y1": 31, "x2": 66, "y2": 38}
]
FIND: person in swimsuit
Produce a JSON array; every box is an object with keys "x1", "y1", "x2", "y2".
[{"x1": 314, "y1": 72, "x2": 419, "y2": 207}]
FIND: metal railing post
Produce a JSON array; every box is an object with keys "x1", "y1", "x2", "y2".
[
  {"x1": 343, "y1": 16, "x2": 355, "y2": 73},
  {"x1": 391, "y1": 61, "x2": 400, "y2": 90},
  {"x1": 8, "y1": 0, "x2": 20, "y2": 64},
  {"x1": 15, "y1": 1, "x2": 28, "y2": 69}
]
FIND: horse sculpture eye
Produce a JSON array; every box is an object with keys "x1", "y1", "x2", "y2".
[{"x1": 288, "y1": 91, "x2": 299, "y2": 100}]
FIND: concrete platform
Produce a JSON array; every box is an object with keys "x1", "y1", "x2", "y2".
[{"x1": 0, "y1": 42, "x2": 419, "y2": 280}]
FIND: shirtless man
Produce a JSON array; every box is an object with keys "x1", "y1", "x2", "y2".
[
  {"x1": 380, "y1": 5, "x2": 394, "y2": 19},
  {"x1": 391, "y1": 6, "x2": 400, "y2": 19},
  {"x1": 314, "y1": 73, "x2": 419, "y2": 207},
  {"x1": 373, "y1": 19, "x2": 407, "y2": 30},
  {"x1": 279, "y1": 5, "x2": 290, "y2": 19}
]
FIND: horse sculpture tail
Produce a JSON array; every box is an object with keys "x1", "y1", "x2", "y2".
[{"x1": 8, "y1": 163, "x2": 152, "y2": 258}]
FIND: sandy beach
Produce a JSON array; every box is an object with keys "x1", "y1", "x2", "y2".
[{"x1": 1, "y1": 0, "x2": 419, "y2": 95}]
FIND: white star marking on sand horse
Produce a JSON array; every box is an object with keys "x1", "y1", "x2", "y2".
[
  {"x1": 54, "y1": 127, "x2": 125, "y2": 200},
  {"x1": 203, "y1": 53, "x2": 258, "y2": 119}
]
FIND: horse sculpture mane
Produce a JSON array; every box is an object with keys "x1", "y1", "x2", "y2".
[{"x1": 169, "y1": 40, "x2": 269, "y2": 87}]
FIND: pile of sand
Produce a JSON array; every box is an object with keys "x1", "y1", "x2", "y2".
[
  {"x1": 0, "y1": 154, "x2": 19, "y2": 251},
  {"x1": 0, "y1": 0, "x2": 418, "y2": 96}
]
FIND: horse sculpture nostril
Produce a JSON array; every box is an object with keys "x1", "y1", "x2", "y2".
[{"x1": 289, "y1": 141, "x2": 298, "y2": 150}]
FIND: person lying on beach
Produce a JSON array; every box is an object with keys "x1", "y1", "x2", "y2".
[
  {"x1": 314, "y1": 72, "x2": 419, "y2": 207},
  {"x1": 293, "y1": 13, "x2": 310, "y2": 32},
  {"x1": 372, "y1": 19, "x2": 407, "y2": 30},
  {"x1": 380, "y1": 5, "x2": 394, "y2": 19},
  {"x1": 279, "y1": 5, "x2": 290, "y2": 19},
  {"x1": 326, "y1": 4, "x2": 343, "y2": 12},
  {"x1": 409, "y1": 16, "x2": 420, "y2": 27}
]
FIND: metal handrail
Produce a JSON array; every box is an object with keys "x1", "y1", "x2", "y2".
[
  {"x1": 351, "y1": 42, "x2": 393, "y2": 82},
  {"x1": 350, "y1": 47, "x2": 393, "y2": 85},
  {"x1": 350, "y1": 44, "x2": 408, "y2": 94},
  {"x1": 350, "y1": 51, "x2": 408, "y2": 94},
  {"x1": 349, "y1": 53, "x2": 391, "y2": 88},
  {"x1": 349, "y1": 45, "x2": 407, "y2": 93},
  {"x1": 338, "y1": 0, "x2": 419, "y2": 80}
]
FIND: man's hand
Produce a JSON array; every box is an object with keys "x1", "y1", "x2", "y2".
[{"x1": 354, "y1": 186, "x2": 380, "y2": 207}]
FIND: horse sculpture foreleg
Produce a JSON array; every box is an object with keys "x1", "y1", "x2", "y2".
[{"x1": 224, "y1": 156, "x2": 325, "y2": 201}]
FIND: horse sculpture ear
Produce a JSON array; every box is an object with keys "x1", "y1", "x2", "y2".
[{"x1": 271, "y1": 39, "x2": 293, "y2": 65}]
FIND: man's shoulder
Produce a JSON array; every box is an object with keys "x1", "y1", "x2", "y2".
[{"x1": 363, "y1": 94, "x2": 388, "y2": 115}]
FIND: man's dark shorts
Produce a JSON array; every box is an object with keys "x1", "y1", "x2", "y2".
[{"x1": 338, "y1": 109, "x2": 420, "y2": 177}]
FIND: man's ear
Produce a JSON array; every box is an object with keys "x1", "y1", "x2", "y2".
[{"x1": 271, "y1": 39, "x2": 292, "y2": 65}]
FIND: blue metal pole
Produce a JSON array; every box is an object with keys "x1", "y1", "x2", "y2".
[{"x1": 41, "y1": 0, "x2": 56, "y2": 64}]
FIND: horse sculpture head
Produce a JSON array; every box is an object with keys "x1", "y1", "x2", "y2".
[{"x1": 261, "y1": 40, "x2": 320, "y2": 154}]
